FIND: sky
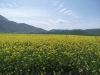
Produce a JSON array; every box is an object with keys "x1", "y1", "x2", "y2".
[{"x1": 0, "y1": 0, "x2": 100, "y2": 30}]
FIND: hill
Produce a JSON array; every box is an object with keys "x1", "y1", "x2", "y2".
[
  {"x1": 0, "y1": 15, "x2": 46, "y2": 33},
  {"x1": 45, "y1": 29, "x2": 100, "y2": 35},
  {"x1": 0, "y1": 15, "x2": 100, "y2": 35}
]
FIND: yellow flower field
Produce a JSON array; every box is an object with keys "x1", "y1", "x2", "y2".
[{"x1": 0, "y1": 34, "x2": 100, "y2": 75}]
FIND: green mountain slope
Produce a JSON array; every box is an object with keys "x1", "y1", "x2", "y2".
[
  {"x1": 0, "y1": 15, "x2": 100, "y2": 35},
  {"x1": 0, "y1": 15, "x2": 46, "y2": 33}
]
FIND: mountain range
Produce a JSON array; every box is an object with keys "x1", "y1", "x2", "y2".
[
  {"x1": 0, "y1": 15, "x2": 46, "y2": 33},
  {"x1": 0, "y1": 15, "x2": 100, "y2": 35}
]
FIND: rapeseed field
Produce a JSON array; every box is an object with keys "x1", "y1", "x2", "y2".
[{"x1": 0, "y1": 34, "x2": 100, "y2": 75}]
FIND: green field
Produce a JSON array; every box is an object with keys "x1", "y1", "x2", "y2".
[{"x1": 0, "y1": 34, "x2": 100, "y2": 75}]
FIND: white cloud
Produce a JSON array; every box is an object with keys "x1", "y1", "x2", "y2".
[
  {"x1": 31, "y1": 19, "x2": 70, "y2": 26},
  {"x1": 64, "y1": 10, "x2": 73, "y2": 14},
  {"x1": 54, "y1": 19, "x2": 70, "y2": 24},
  {"x1": 0, "y1": 7, "x2": 48, "y2": 18},
  {"x1": 14, "y1": 3, "x2": 18, "y2": 7},
  {"x1": 46, "y1": 19, "x2": 71, "y2": 25},
  {"x1": 55, "y1": 2, "x2": 81, "y2": 19},
  {"x1": 63, "y1": 10, "x2": 81, "y2": 18},
  {"x1": 53, "y1": 1, "x2": 59, "y2": 6},
  {"x1": 29, "y1": 19, "x2": 71, "y2": 30},
  {"x1": 60, "y1": 8, "x2": 67, "y2": 13},
  {"x1": 0, "y1": 4, "x2": 82, "y2": 30},
  {"x1": 32, "y1": 21, "x2": 50, "y2": 25},
  {"x1": 67, "y1": 12, "x2": 75, "y2": 16},
  {"x1": 0, "y1": 6, "x2": 51, "y2": 29},
  {"x1": 57, "y1": 3, "x2": 64, "y2": 9},
  {"x1": 8, "y1": 4, "x2": 13, "y2": 7},
  {"x1": 74, "y1": 16, "x2": 81, "y2": 18}
]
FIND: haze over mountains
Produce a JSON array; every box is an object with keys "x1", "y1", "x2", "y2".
[
  {"x1": 0, "y1": 15, "x2": 46, "y2": 33},
  {"x1": 0, "y1": 15, "x2": 100, "y2": 35}
]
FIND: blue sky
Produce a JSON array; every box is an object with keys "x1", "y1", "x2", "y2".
[{"x1": 0, "y1": 0, "x2": 100, "y2": 30}]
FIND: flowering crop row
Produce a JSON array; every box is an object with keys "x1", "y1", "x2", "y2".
[{"x1": 0, "y1": 34, "x2": 100, "y2": 75}]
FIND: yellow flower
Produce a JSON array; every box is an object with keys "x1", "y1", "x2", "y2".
[
  {"x1": 79, "y1": 68, "x2": 83, "y2": 73},
  {"x1": 92, "y1": 70, "x2": 96, "y2": 73}
]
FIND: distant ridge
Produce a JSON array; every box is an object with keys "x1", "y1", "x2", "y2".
[
  {"x1": 0, "y1": 15, "x2": 100, "y2": 35},
  {"x1": 45, "y1": 29, "x2": 100, "y2": 35},
  {"x1": 0, "y1": 15, "x2": 46, "y2": 33},
  {"x1": 0, "y1": 15, "x2": 9, "y2": 21}
]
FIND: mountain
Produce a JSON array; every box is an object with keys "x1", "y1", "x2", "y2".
[
  {"x1": 86, "y1": 29, "x2": 100, "y2": 35},
  {"x1": 0, "y1": 15, "x2": 100, "y2": 35},
  {"x1": 68, "y1": 29, "x2": 91, "y2": 35},
  {"x1": 0, "y1": 15, "x2": 46, "y2": 33},
  {"x1": 45, "y1": 29, "x2": 100, "y2": 35},
  {"x1": 0, "y1": 15, "x2": 9, "y2": 21}
]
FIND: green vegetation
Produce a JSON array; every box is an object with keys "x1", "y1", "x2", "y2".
[
  {"x1": 0, "y1": 15, "x2": 100, "y2": 35},
  {"x1": 0, "y1": 34, "x2": 100, "y2": 75},
  {"x1": 0, "y1": 15, "x2": 46, "y2": 33}
]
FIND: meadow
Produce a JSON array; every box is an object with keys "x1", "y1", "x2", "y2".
[{"x1": 0, "y1": 34, "x2": 100, "y2": 75}]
